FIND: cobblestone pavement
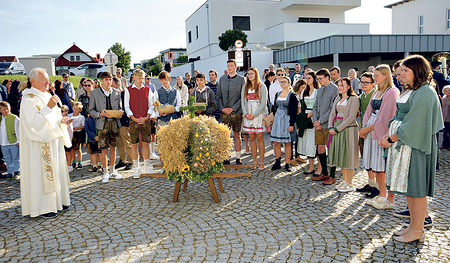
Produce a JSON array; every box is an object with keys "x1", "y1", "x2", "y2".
[{"x1": 1, "y1": 135, "x2": 449, "y2": 262}]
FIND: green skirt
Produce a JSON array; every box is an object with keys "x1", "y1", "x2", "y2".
[
  {"x1": 328, "y1": 119, "x2": 359, "y2": 169},
  {"x1": 390, "y1": 134, "x2": 437, "y2": 198}
]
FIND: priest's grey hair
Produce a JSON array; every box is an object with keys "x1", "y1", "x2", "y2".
[{"x1": 29, "y1": 67, "x2": 47, "y2": 81}]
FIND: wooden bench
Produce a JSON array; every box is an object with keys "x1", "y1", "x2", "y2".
[{"x1": 140, "y1": 164, "x2": 252, "y2": 203}]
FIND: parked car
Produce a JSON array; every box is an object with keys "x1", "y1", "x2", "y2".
[
  {"x1": 0, "y1": 62, "x2": 27, "y2": 75},
  {"x1": 69, "y1": 63, "x2": 107, "y2": 78}
]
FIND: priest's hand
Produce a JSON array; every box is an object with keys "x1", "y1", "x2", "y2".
[
  {"x1": 61, "y1": 117, "x2": 73, "y2": 125},
  {"x1": 47, "y1": 95, "x2": 61, "y2": 109}
]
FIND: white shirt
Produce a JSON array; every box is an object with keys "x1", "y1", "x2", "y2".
[
  {"x1": 0, "y1": 115, "x2": 20, "y2": 145},
  {"x1": 269, "y1": 81, "x2": 283, "y2": 106},
  {"x1": 153, "y1": 85, "x2": 182, "y2": 118},
  {"x1": 63, "y1": 81, "x2": 76, "y2": 100},
  {"x1": 124, "y1": 83, "x2": 156, "y2": 118},
  {"x1": 68, "y1": 113, "x2": 85, "y2": 132},
  {"x1": 101, "y1": 86, "x2": 111, "y2": 97}
]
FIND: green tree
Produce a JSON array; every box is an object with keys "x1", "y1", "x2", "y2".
[
  {"x1": 142, "y1": 56, "x2": 163, "y2": 77},
  {"x1": 107, "y1": 42, "x2": 131, "y2": 74},
  {"x1": 177, "y1": 54, "x2": 188, "y2": 63},
  {"x1": 218, "y1": 29, "x2": 248, "y2": 52}
]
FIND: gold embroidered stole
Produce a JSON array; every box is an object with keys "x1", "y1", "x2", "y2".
[{"x1": 28, "y1": 94, "x2": 57, "y2": 193}]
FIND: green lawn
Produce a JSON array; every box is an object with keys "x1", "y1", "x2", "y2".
[{"x1": 0, "y1": 75, "x2": 91, "y2": 91}]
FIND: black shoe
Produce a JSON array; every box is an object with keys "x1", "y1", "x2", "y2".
[
  {"x1": 271, "y1": 158, "x2": 281, "y2": 170},
  {"x1": 356, "y1": 184, "x2": 374, "y2": 193},
  {"x1": 115, "y1": 160, "x2": 127, "y2": 169},
  {"x1": 405, "y1": 216, "x2": 433, "y2": 228},
  {"x1": 393, "y1": 208, "x2": 410, "y2": 218},
  {"x1": 285, "y1": 164, "x2": 291, "y2": 172},
  {"x1": 303, "y1": 170, "x2": 315, "y2": 175},
  {"x1": 223, "y1": 159, "x2": 230, "y2": 165},
  {"x1": 40, "y1": 212, "x2": 58, "y2": 218},
  {"x1": 236, "y1": 158, "x2": 242, "y2": 165},
  {"x1": 124, "y1": 162, "x2": 133, "y2": 170},
  {"x1": 62, "y1": 205, "x2": 70, "y2": 212},
  {"x1": 365, "y1": 188, "x2": 380, "y2": 198}
]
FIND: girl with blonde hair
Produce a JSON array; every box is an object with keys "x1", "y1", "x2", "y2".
[{"x1": 359, "y1": 64, "x2": 399, "y2": 209}]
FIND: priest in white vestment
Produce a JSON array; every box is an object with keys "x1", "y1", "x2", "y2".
[{"x1": 20, "y1": 68, "x2": 72, "y2": 218}]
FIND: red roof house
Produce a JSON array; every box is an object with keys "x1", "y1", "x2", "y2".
[{"x1": 55, "y1": 44, "x2": 96, "y2": 69}]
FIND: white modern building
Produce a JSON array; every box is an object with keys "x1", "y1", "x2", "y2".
[
  {"x1": 185, "y1": 0, "x2": 369, "y2": 60},
  {"x1": 386, "y1": 0, "x2": 450, "y2": 34},
  {"x1": 170, "y1": 0, "x2": 370, "y2": 78}
]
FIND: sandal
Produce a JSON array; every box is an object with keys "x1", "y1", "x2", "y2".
[
  {"x1": 393, "y1": 226, "x2": 411, "y2": 236},
  {"x1": 259, "y1": 162, "x2": 265, "y2": 171},
  {"x1": 394, "y1": 229, "x2": 425, "y2": 243},
  {"x1": 253, "y1": 162, "x2": 258, "y2": 170}
]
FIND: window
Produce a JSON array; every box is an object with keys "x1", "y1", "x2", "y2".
[
  {"x1": 447, "y1": 9, "x2": 450, "y2": 29},
  {"x1": 233, "y1": 16, "x2": 251, "y2": 31},
  {"x1": 188, "y1": 31, "x2": 192, "y2": 43},
  {"x1": 196, "y1": 26, "x2": 199, "y2": 39},
  {"x1": 76, "y1": 56, "x2": 80, "y2": 61},
  {"x1": 419, "y1": 15, "x2": 424, "y2": 34},
  {"x1": 70, "y1": 56, "x2": 74, "y2": 61},
  {"x1": 298, "y1": 17, "x2": 330, "y2": 23}
]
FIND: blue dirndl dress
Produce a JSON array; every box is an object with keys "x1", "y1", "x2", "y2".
[{"x1": 270, "y1": 91, "x2": 298, "y2": 143}]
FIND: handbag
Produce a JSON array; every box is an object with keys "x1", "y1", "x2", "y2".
[{"x1": 263, "y1": 112, "x2": 274, "y2": 127}]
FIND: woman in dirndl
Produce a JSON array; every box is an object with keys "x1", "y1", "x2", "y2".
[
  {"x1": 241, "y1": 67, "x2": 268, "y2": 170},
  {"x1": 328, "y1": 77, "x2": 360, "y2": 193},
  {"x1": 297, "y1": 72, "x2": 320, "y2": 174},
  {"x1": 380, "y1": 55, "x2": 443, "y2": 243},
  {"x1": 359, "y1": 64, "x2": 399, "y2": 209},
  {"x1": 270, "y1": 76, "x2": 299, "y2": 171}
]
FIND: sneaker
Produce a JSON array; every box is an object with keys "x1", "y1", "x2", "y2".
[
  {"x1": 372, "y1": 198, "x2": 395, "y2": 209},
  {"x1": 68, "y1": 166, "x2": 74, "y2": 173},
  {"x1": 97, "y1": 167, "x2": 104, "y2": 174},
  {"x1": 405, "y1": 216, "x2": 433, "y2": 228},
  {"x1": 223, "y1": 159, "x2": 230, "y2": 165},
  {"x1": 134, "y1": 167, "x2": 141, "y2": 178},
  {"x1": 72, "y1": 163, "x2": 76, "y2": 169},
  {"x1": 335, "y1": 181, "x2": 347, "y2": 190},
  {"x1": 393, "y1": 209, "x2": 410, "y2": 219},
  {"x1": 115, "y1": 160, "x2": 127, "y2": 169},
  {"x1": 338, "y1": 183, "x2": 354, "y2": 193},
  {"x1": 356, "y1": 184, "x2": 374, "y2": 193},
  {"x1": 365, "y1": 187, "x2": 380, "y2": 198},
  {"x1": 236, "y1": 159, "x2": 242, "y2": 165},
  {"x1": 124, "y1": 162, "x2": 133, "y2": 170},
  {"x1": 102, "y1": 173, "x2": 110, "y2": 183},
  {"x1": 77, "y1": 163, "x2": 82, "y2": 169},
  {"x1": 150, "y1": 152, "x2": 159, "y2": 160},
  {"x1": 145, "y1": 165, "x2": 154, "y2": 174},
  {"x1": 92, "y1": 166, "x2": 97, "y2": 173},
  {"x1": 110, "y1": 171, "x2": 123, "y2": 180},
  {"x1": 366, "y1": 195, "x2": 382, "y2": 206},
  {"x1": 89, "y1": 165, "x2": 95, "y2": 172}
]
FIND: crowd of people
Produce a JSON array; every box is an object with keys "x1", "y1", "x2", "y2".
[{"x1": 1, "y1": 55, "x2": 448, "y2": 244}]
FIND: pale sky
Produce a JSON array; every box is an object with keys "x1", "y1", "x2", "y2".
[{"x1": 1, "y1": 0, "x2": 394, "y2": 65}]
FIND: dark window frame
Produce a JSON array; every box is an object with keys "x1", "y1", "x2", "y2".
[{"x1": 233, "y1": 16, "x2": 251, "y2": 31}]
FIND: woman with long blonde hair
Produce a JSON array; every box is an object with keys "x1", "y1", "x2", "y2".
[
  {"x1": 241, "y1": 67, "x2": 268, "y2": 170},
  {"x1": 359, "y1": 64, "x2": 399, "y2": 209}
]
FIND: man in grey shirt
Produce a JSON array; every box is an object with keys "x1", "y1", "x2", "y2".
[
  {"x1": 217, "y1": 59, "x2": 246, "y2": 165},
  {"x1": 312, "y1": 68, "x2": 338, "y2": 185}
]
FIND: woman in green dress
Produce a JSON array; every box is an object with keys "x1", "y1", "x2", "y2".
[{"x1": 380, "y1": 55, "x2": 443, "y2": 243}]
